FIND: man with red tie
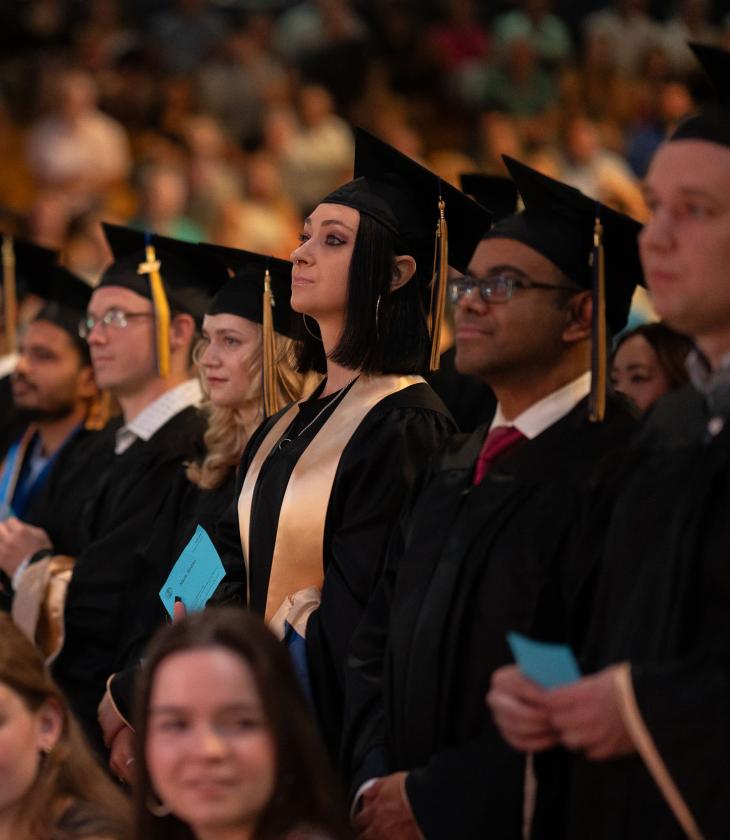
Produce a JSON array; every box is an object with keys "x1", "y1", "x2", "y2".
[{"x1": 342, "y1": 159, "x2": 642, "y2": 840}]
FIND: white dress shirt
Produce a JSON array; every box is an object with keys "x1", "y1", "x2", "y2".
[
  {"x1": 114, "y1": 378, "x2": 202, "y2": 455},
  {"x1": 490, "y1": 371, "x2": 592, "y2": 439}
]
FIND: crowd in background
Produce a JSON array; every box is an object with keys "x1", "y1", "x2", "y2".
[{"x1": 0, "y1": 0, "x2": 728, "y2": 285}]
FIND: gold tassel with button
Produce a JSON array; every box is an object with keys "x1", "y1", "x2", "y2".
[
  {"x1": 137, "y1": 243, "x2": 171, "y2": 377},
  {"x1": 589, "y1": 210, "x2": 607, "y2": 423},
  {"x1": 2, "y1": 234, "x2": 17, "y2": 355},
  {"x1": 262, "y1": 267, "x2": 278, "y2": 417},
  {"x1": 428, "y1": 196, "x2": 448, "y2": 372}
]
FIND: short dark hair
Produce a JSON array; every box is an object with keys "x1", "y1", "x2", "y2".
[
  {"x1": 295, "y1": 212, "x2": 430, "y2": 375},
  {"x1": 613, "y1": 321, "x2": 693, "y2": 388},
  {"x1": 133, "y1": 609, "x2": 350, "y2": 840}
]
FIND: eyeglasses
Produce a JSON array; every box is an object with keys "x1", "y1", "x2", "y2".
[
  {"x1": 78, "y1": 309, "x2": 152, "y2": 339},
  {"x1": 448, "y1": 272, "x2": 580, "y2": 304}
]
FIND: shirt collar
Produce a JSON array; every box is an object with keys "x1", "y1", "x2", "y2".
[
  {"x1": 686, "y1": 347, "x2": 730, "y2": 421},
  {"x1": 490, "y1": 371, "x2": 591, "y2": 440},
  {"x1": 115, "y1": 378, "x2": 202, "y2": 455},
  {"x1": 686, "y1": 347, "x2": 730, "y2": 393}
]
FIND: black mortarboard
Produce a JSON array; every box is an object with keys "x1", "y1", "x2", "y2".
[
  {"x1": 670, "y1": 43, "x2": 730, "y2": 148},
  {"x1": 459, "y1": 173, "x2": 519, "y2": 223},
  {"x1": 99, "y1": 223, "x2": 229, "y2": 376},
  {"x1": 30, "y1": 265, "x2": 93, "y2": 348},
  {"x1": 99, "y1": 223, "x2": 228, "y2": 319},
  {"x1": 490, "y1": 157, "x2": 643, "y2": 334},
  {"x1": 3, "y1": 237, "x2": 62, "y2": 353},
  {"x1": 199, "y1": 244, "x2": 296, "y2": 339},
  {"x1": 321, "y1": 128, "x2": 492, "y2": 368},
  {"x1": 492, "y1": 157, "x2": 643, "y2": 421},
  {"x1": 12, "y1": 239, "x2": 59, "y2": 292},
  {"x1": 198, "y1": 243, "x2": 297, "y2": 417}
]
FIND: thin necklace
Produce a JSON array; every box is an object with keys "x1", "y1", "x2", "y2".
[{"x1": 277, "y1": 378, "x2": 356, "y2": 451}]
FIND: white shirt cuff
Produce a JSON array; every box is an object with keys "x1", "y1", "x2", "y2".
[
  {"x1": 350, "y1": 777, "x2": 380, "y2": 821},
  {"x1": 11, "y1": 555, "x2": 31, "y2": 591}
]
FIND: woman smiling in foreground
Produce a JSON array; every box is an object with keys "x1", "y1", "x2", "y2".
[
  {"x1": 215, "y1": 129, "x2": 491, "y2": 758},
  {"x1": 134, "y1": 609, "x2": 349, "y2": 840}
]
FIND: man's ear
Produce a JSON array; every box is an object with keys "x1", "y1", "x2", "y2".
[
  {"x1": 169, "y1": 312, "x2": 196, "y2": 353},
  {"x1": 390, "y1": 255, "x2": 417, "y2": 292},
  {"x1": 562, "y1": 290, "x2": 592, "y2": 343}
]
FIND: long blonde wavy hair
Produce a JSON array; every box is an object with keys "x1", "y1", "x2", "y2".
[{"x1": 187, "y1": 327, "x2": 317, "y2": 491}]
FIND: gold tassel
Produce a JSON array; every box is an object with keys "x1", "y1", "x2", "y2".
[
  {"x1": 428, "y1": 196, "x2": 448, "y2": 371},
  {"x1": 262, "y1": 267, "x2": 278, "y2": 417},
  {"x1": 589, "y1": 211, "x2": 607, "y2": 423},
  {"x1": 137, "y1": 243, "x2": 171, "y2": 377},
  {"x1": 84, "y1": 390, "x2": 116, "y2": 431},
  {"x1": 2, "y1": 234, "x2": 17, "y2": 355}
]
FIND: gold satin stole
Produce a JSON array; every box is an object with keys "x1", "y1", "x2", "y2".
[{"x1": 238, "y1": 374, "x2": 423, "y2": 623}]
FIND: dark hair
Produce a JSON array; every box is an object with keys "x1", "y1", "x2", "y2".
[
  {"x1": 0, "y1": 615, "x2": 131, "y2": 840},
  {"x1": 295, "y1": 212, "x2": 430, "y2": 375},
  {"x1": 613, "y1": 321, "x2": 693, "y2": 388},
  {"x1": 133, "y1": 608, "x2": 350, "y2": 840},
  {"x1": 33, "y1": 304, "x2": 92, "y2": 366}
]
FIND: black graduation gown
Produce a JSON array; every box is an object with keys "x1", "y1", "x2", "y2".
[
  {"x1": 107, "y1": 466, "x2": 242, "y2": 723},
  {"x1": 0, "y1": 425, "x2": 102, "y2": 611},
  {"x1": 0, "y1": 373, "x2": 24, "y2": 460},
  {"x1": 40, "y1": 406, "x2": 206, "y2": 750},
  {"x1": 342, "y1": 395, "x2": 637, "y2": 840},
  {"x1": 550, "y1": 385, "x2": 730, "y2": 840},
  {"x1": 214, "y1": 380, "x2": 455, "y2": 760},
  {"x1": 428, "y1": 346, "x2": 496, "y2": 433}
]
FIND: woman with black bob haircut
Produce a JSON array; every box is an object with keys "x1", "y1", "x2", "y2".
[
  {"x1": 295, "y1": 209, "x2": 431, "y2": 376},
  {"x1": 214, "y1": 128, "x2": 491, "y2": 759},
  {"x1": 133, "y1": 608, "x2": 350, "y2": 840}
]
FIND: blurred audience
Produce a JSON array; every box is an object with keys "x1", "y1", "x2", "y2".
[
  {"x1": 26, "y1": 68, "x2": 131, "y2": 205},
  {"x1": 0, "y1": 0, "x2": 721, "y2": 309}
]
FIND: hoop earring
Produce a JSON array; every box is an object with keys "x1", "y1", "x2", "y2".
[
  {"x1": 302, "y1": 313, "x2": 322, "y2": 342},
  {"x1": 375, "y1": 294, "x2": 382, "y2": 338},
  {"x1": 146, "y1": 792, "x2": 171, "y2": 817}
]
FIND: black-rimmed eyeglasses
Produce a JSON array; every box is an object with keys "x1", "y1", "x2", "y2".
[{"x1": 448, "y1": 272, "x2": 580, "y2": 304}]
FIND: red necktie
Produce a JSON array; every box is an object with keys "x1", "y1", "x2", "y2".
[{"x1": 473, "y1": 425, "x2": 526, "y2": 485}]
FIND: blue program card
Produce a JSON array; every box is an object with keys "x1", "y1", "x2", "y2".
[
  {"x1": 507, "y1": 632, "x2": 581, "y2": 690},
  {"x1": 159, "y1": 525, "x2": 226, "y2": 618}
]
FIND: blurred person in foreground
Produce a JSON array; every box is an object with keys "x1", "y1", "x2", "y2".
[
  {"x1": 611, "y1": 321, "x2": 693, "y2": 413},
  {"x1": 489, "y1": 42, "x2": 730, "y2": 840},
  {"x1": 0, "y1": 613, "x2": 131, "y2": 840},
  {"x1": 133, "y1": 609, "x2": 349, "y2": 840}
]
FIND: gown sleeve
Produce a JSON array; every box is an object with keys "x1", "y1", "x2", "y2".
[{"x1": 305, "y1": 404, "x2": 455, "y2": 760}]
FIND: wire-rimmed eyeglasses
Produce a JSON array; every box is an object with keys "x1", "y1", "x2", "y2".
[{"x1": 78, "y1": 309, "x2": 153, "y2": 339}]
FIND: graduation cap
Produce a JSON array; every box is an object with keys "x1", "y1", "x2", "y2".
[
  {"x1": 2, "y1": 237, "x2": 62, "y2": 354},
  {"x1": 198, "y1": 243, "x2": 296, "y2": 417},
  {"x1": 670, "y1": 42, "x2": 730, "y2": 148},
  {"x1": 459, "y1": 173, "x2": 519, "y2": 222},
  {"x1": 322, "y1": 128, "x2": 492, "y2": 370},
  {"x1": 489, "y1": 156, "x2": 644, "y2": 421},
  {"x1": 99, "y1": 223, "x2": 229, "y2": 376},
  {"x1": 29, "y1": 264, "x2": 93, "y2": 348}
]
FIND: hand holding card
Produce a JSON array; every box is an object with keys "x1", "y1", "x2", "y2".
[
  {"x1": 159, "y1": 525, "x2": 226, "y2": 618},
  {"x1": 507, "y1": 632, "x2": 581, "y2": 690}
]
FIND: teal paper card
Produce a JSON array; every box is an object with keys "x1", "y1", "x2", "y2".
[
  {"x1": 159, "y1": 525, "x2": 225, "y2": 618},
  {"x1": 507, "y1": 632, "x2": 581, "y2": 689}
]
